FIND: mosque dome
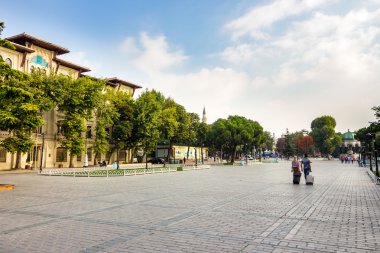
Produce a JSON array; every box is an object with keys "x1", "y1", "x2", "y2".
[{"x1": 342, "y1": 130, "x2": 355, "y2": 140}]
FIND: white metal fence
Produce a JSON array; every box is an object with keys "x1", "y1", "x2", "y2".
[{"x1": 39, "y1": 164, "x2": 211, "y2": 177}]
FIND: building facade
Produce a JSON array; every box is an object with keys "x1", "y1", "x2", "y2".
[{"x1": 0, "y1": 33, "x2": 141, "y2": 170}]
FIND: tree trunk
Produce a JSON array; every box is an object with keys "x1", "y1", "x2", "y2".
[
  {"x1": 69, "y1": 149, "x2": 74, "y2": 168},
  {"x1": 201, "y1": 145, "x2": 204, "y2": 164},
  {"x1": 15, "y1": 151, "x2": 22, "y2": 169},
  {"x1": 187, "y1": 146, "x2": 190, "y2": 159},
  {"x1": 167, "y1": 140, "x2": 172, "y2": 163},
  {"x1": 231, "y1": 145, "x2": 237, "y2": 163}
]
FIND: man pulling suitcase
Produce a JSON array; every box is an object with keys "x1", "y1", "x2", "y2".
[{"x1": 301, "y1": 154, "x2": 314, "y2": 185}]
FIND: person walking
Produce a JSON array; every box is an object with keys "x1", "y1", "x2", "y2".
[
  {"x1": 291, "y1": 156, "x2": 301, "y2": 184},
  {"x1": 301, "y1": 154, "x2": 312, "y2": 180}
]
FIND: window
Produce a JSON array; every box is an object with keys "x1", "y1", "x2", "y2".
[
  {"x1": 5, "y1": 58, "x2": 12, "y2": 67},
  {"x1": 30, "y1": 66, "x2": 35, "y2": 74},
  {"x1": 77, "y1": 154, "x2": 82, "y2": 162},
  {"x1": 56, "y1": 148, "x2": 67, "y2": 162},
  {"x1": 86, "y1": 126, "x2": 92, "y2": 139},
  {"x1": 0, "y1": 148, "x2": 7, "y2": 163},
  {"x1": 0, "y1": 55, "x2": 3, "y2": 61}
]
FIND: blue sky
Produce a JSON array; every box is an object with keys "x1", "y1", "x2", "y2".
[{"x1": 1, "y1": 0, "x2": 380, "y2": 137}]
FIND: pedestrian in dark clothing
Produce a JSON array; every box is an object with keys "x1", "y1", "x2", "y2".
[{"x1": 301, "y1": 154, "x2": 312, "y2": 180}]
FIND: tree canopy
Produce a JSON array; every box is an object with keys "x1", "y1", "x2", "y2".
[
  {"x1": 46, "y1": 75, "x2": 104, "y2": 167},
  {"x1": 310, "y1": 115, "x2": 342, "y2": 156},
  {"x1": 208, "y1": 115, "x2": 264, "y2": 162},
  {"x1": 0, "y1": 62, "x2": 48, "y2": 168}
]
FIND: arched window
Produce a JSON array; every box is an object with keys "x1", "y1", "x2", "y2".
[
  {"x1": 30, "y1": 66, "x2": 35, "y2": 74},
  {"x1": 0, "y1": 55, "x2": 3, "y2": 61},
  {"x1": 5, "y1": 58, "x2": 12, "y2": 67}
]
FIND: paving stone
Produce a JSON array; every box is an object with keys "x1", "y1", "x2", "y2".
[{"x1": 0, "y1": 161, "x2": 379, "y2": 252}]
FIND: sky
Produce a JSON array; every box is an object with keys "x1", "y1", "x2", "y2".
[{"x1": 1, "y1": 0, "x2": 380, "y2": 137}]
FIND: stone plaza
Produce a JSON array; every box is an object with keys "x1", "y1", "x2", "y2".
[{"x1": 0, "y1": 161, "x2": 379, "y2": 253}]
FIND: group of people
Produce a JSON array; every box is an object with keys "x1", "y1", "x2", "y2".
[
  {"x1": 339, "y1": 155, "x2": 356, "y2": 164},
  {"x1": 291, "y1": 154, "x2": 312, "y2": 181}
]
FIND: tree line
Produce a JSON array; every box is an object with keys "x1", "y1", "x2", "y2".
[
  {"x1": 0, "y1": 59, "x2": 273, "y2": 168},
  {"x1": 276, "y1": 110, "x2": 380, "y2": 159},
  {"x1": 277, "y1": 115, "x2": 344, "y2": 158}
]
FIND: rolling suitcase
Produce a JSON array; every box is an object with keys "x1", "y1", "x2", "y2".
[
  {"x1": 293, "y1": 171, "x2": 301, "y2": 184},
  {"x1": 306, "y1": 174, "x2": 314, "y2": 185}
]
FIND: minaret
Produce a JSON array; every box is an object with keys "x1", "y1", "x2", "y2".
[{"x1": 202, "y1": 107, "x2": 207, "y2": 123}]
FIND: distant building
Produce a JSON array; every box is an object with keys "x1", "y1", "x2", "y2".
[
  {"x1": 341, "y1": 129, "x2": 361, "y2": 153},
  {"x1": 0, "y1": 33, "x2": 142, "y2": 170}
]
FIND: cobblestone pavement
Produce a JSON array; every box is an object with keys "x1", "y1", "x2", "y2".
[{"x1": 0, "y1": 160, "x2": 379, "y2": 253}]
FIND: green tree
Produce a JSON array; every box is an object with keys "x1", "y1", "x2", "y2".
[
  {"x1": 262, "y1": 131, "x2": 274, "y2": 151},
  {"x1": 208, "y1": 115, "x2": 264, "y2": 163},
  {"x1": 0, "y1": 63, "x2": 48, "y2": 168},
  {"x1": 93, "y1": 88, "x2": 119, "y2": 163},
  {"x1": 283, "y1": 130, "x2": 296, "y2": 159},
  {"x1": 160, "y1": 100, "x2": 191, "y2": 162},
  {"x1": 184, "y1": 112, "x2": 200, "y2": 159},
  {"x1": 50, "y1": 75, "x2": 104, "y2": 167},
  {"x1": 110, "y1": 91, "x2": 135, "y2": 163},
  {"x1": 132, "y1": 89, "x2": 164, "y2": 160},
  {"x1": 372, "y1": 106, "x2": 380, "y2": 120},
  {"x1": 310, "y1": 115, "x2": 342, "y2": 157},
  {"x1": 159, "y1": 98, "x2": 179, "y2": 162}
]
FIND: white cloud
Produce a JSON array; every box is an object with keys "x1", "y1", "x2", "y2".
[
  {"x1": 225, "y1": 0, "x2": 331, "y2": 40},
  {"x1": 133, "y1": 67, "x2": 250, "y2": 121},
  {"x1": 120, "y1": 37, "x2": 139, "y2": 55},
  {"x1": 119, "y1": 3, "x2": 380, "y2": 137},
  {"x1": 122, "y1": 32, "x2": 188, "y2": 74},
  {"x1": 221, "y1": 44, "x2": 255, "y2": 63},
  {"x1": 218, "y1": 2, "x2": 380, "y2": 135}
]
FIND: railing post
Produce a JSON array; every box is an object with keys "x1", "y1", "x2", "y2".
[
  {"x1": 123, "y1": 169, "x2": 126, "y2": 176},
  {"x1": 106, "y1": 170, "x2": 109, "y2": 177}
]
